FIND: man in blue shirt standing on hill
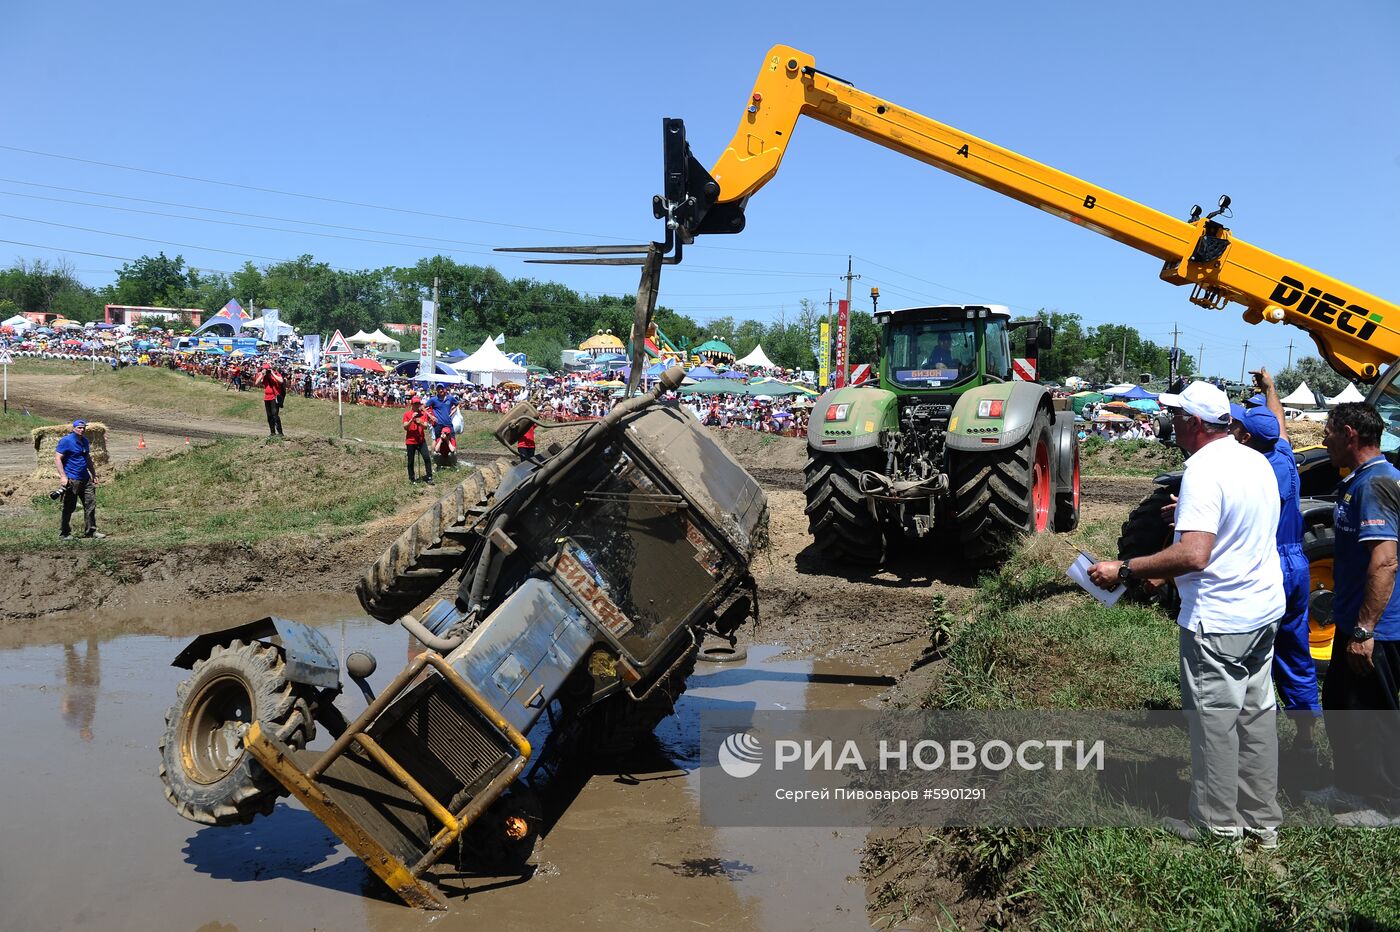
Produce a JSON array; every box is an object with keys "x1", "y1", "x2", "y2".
[
  {"x1": 54, "y1": 419, "x2": 104, "y2": 540},
  {"x1": 1308, "y1": 401, "x2": 1400, "y2": 825}
]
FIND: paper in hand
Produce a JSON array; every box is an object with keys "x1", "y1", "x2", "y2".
[{"x1": 1066, "y1": 550, "x2": 1126, "y2": 606}]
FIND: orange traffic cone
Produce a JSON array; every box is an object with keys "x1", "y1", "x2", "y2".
[{"x1": 138, "y1": 435, "x2": 146, "y2": 449}]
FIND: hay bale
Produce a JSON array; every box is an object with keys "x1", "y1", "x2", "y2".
[
  {"x1": 31, "y1": 423, "x2": 109, "y2": 477},
  {"x1": 1286, "y1": 417, "x2": 1326, "y2": 449}
]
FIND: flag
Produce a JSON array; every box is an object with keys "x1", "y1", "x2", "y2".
[{"x1": 493, "y1": 333, "x2": 505, "y2": 345}]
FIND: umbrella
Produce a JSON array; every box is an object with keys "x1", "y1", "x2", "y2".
[{"x1": 349, "y1": 356, "x2": 386, "y2": 373}]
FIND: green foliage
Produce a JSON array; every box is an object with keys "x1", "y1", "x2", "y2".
[
  {"x1": 1275, "y1": 356, "x2": 1348, "y2": 399},
  {"x1": 1035, "y1": 310, "x2": 1195, "y2": 384}
]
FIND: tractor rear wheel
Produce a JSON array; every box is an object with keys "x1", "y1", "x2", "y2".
[
  {"x1": 356, "y1": 461, "x2": 506, "y2": 623},
  {"x1": 951, "y1": 410, "x2": 1053, "y2": 565},
  {"x1": 1055, "y1": 435, "x2": 1081, "y2": 532},
  {"x1": 158, "y1": 639, "x2": 317, "y2": 826},
  {"x1": 803, "y1": 450, "x2": 885, "y2": 565}
]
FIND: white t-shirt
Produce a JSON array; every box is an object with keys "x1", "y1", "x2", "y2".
[{"x1": 1172, "y1": 435, "x2": 1285, "y2": 634}]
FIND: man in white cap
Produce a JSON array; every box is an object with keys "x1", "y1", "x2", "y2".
[{"x1": 1089, "y1": 380, "x2": 1285, "y2": 846}]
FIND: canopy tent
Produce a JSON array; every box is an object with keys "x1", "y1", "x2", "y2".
[
  {"x1": 192, "y1": 299, "x2": 252, "y2": 336},
  {"x1": 345, "y1": 330, "x2": 377, "y2": 345},
  {"x1": 393, "y1": 359, "x2": 459, "y2": 378},
  {"x1": 1103, "y1": 384, "x2": 1158, "y2": 401},
  {"x1": 2, "y1": 314, "x2": 30, "y2": 331},
  {"x1": 1327, "y1": 383, "x2": 1365, "y2": 406},
  {"x1": 443, "y1": 348, "x2": 470, "y2": 360},
  {"x1": 239, "y1": 317, "x2": 297, "y2": 340},
  {"x1": 364, "y1": 329, "x2": 401, "y2": 347},
  {"x1": 686, "y1": 365, "x2": 720, "y2": 380},
  {"x1": 1280, "y1": 381, "x2": 1322, "y2": 407},
  {"x1": 452, "y1": 337, "x2": 527, "y2": 387},
  {"x1": 349, "y1": 357, "x2": 386, "y2": 373},
  {"x1": 1101, "y1": 383, "x2": 1138, "y2": 396},
  {"x1": 1069, "y1": 392, "x2": 1106, "y2": 416},
  {"x1": 410, "y1": 372, "x2": 466, "y2": 385},
  {"x1": 736, "y1": 344, "x2": 777, "y2": 368}
]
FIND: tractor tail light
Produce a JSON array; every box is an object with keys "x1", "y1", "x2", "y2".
[
  {"x1": 826, "y1": 403, "x2": 851, "y2": 422},
  {"x1": 977, "y1": 399, "x2": 1005, "y2": 418}
]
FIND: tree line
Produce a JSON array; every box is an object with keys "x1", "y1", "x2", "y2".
[{"x1": 2, "y1": 253, "x2": 1223, "y2": 384}]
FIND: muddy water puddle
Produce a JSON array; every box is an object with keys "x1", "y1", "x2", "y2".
[{"x1": 0, "y1": 594, "x2": 890, "y2": 931}]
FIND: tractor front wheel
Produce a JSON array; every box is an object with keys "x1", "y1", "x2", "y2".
[
  {"x1": 803, "y1": 450, "x2": 885, "y2": 565},
  {"x1": 158, "y1": 639, "x2": 317, "y2": 826},
  {"x1": 951, "y1": 410, "x2": 1054, "y2": 565}
]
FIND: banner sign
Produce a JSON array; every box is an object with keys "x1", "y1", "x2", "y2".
[
  {"x1": 302, "y1": 333, "x2": 321, "y2": 368},
  {"x1": 835, "y1": 300, "x2": 850, "y2": 389},
  {"x1": 419, "y1": 299, "x2": 438, "y2": 377},
  {"x1": 261, "y1": 308, "x2": 280, "y2": 343},
  {"x1": 819, "y1": 322, "x2": 831, "y2": 389}
]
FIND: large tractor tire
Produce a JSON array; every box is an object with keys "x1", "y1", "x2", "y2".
[
  {"x1": 951, "y1": 410, "x2": 1054, "y2": 565},
  {"x1": 159, "y1": 639, "x2": 317, "y2": 826},
  {"x1": 356, "y1": 461, "x2": 506, "y2": 623},
  {"x1": 804, "y1": 450, "x2": 885, "y2": 565},
  {"x1": 1302, "y1": 521, "x2": 1335, "y2": 675},
  {"x1": 579, "y1": 646, "x2": 699, "y2": 759},
  {"x1": 1116, "y1": 484, "x2": 1180, "y2": 615}
]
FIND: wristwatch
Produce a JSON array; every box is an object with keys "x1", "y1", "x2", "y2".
[
  {"x1": 1354, "y1": 625, "x2": 1375, "y2": 642},
  {"x1": 1118, "y1": 560, "x2": 1133, "y2": 582}
]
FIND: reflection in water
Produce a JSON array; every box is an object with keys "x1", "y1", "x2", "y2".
[{"x1": 61, "y1": 640, "x2": 100, "y2": 742}]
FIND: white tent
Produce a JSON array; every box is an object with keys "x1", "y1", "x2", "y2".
[
  {"x1": 1327, "y1": 383, "x2": 1366, "y2": 406},
  {"x1": 1280, "y1": 381, "x2": 1321, "y2": 408},
  {"x1": 346, "y1": 329, "x2": 377, "y2": 346},
  {"x1": 2, "y1": 314, "x2": 30, "y2": 331},
  {"x1": 365, "y1": 328, "x2": 401, "y2": 347},
  {"x1": 239, "y1": 318, "x2": 298, "y2": 340},
  {"x1": 452, "y1": 337, "x2": 527, "y2": 386},
  {"x1": 737, "y1": 344, "x2": 777, "y2": 368}
]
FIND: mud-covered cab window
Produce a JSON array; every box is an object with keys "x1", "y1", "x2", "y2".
[
  {"x1": 888, "y1": 319, "x2": 977, "y2": 389},
  {"x1": 1373, "y1": 378, "x2": 1400, "y2": 456},
  {"x1": 984, "y1": 318, "x2": 1011, "y2": 380}
]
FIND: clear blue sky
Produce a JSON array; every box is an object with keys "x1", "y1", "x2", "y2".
[{"x1": 3, "y1": 1, "x2": 1396, "y2": 379}]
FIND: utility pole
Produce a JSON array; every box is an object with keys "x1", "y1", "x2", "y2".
[
  {"x1": 1239, "y1": 340, "x2": 1248, "y2": 384},
  {"x1": 1169, "y1": 322, "x2": 1181, "y2": 384},
  {"x1": 840, "y1": 257, "x2": 860, "y2": 386},
  {"x1": 1121, "y1": 332, "x2": 1128, "y2": 378},
  {"x1": 1285, "y1": 338, "x2": 1295, "y2": 371},
  {"x1": 825, "y1": 288, "x2": 834, "y2": 388},
  {"x1": 1198, "y1": 343, "x2": 1205, "y2": 379}
]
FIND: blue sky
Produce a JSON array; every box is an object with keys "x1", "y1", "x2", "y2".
[{"x1": 3, "y1": 1, "x2": 1396, "y2": 378}]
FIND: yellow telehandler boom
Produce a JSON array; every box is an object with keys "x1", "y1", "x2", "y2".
[{"x1": 653, "y1": 44, "x2": 1398, "y2": 382}]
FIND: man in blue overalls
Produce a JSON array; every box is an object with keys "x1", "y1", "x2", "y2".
[{"x1": 1230, "y1": 371, "x2": 1320, "y2": 766}]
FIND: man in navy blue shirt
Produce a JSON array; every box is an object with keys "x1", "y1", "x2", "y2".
[
  {"x1": 424, "y1": 385, "x2": 459, "y2": 441},
  {"x1": 53, "y1": 419, "x2": 104, "y2": 540},
  {"x1": 1309, "y1": 402, "x2": 1400, "y2": 824}
]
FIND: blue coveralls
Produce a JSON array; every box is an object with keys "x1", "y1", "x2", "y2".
[{"x1": 1266, "y1": 438, "x2": 1321, "y2": 712}]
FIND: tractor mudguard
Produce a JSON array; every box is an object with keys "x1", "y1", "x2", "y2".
[
  {"x1": 171, "y1": 616, "x2": 340, "y2": 690},
  {"x1": 807, "y1": 385, "x2": 898, "y2": 454},
  {"x1": 1050, "y1": 410, "x2": 1078, "y2": 496},
  {"x1": 945, "y1": 381, "x2": 1050, "y2": 452}
]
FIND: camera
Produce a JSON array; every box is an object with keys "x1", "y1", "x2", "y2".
[{"x1": 49, "y1": 487, "x2": 65, "y2": 500}]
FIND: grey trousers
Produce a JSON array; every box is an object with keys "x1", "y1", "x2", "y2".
[{"x1": 1179, "y1": 623, "x2": 1282, "y2": 828}]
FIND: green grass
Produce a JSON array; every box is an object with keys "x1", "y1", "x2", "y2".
[
  {"x1": 1080, "y1": 436, "x2": 1184, "y2": 477},
  {"x1": 11, "y1": 362, "x2": 500, "y2": 448},
  {"x1": 0, "y1": 407, "x2": 54, "y2": 441},
  {"x1": 891, "y1": 535, "x2": 1400, "y2": 928},
  {"x1": 0, "y1": 436, "x2": 443, "y2": 552}
]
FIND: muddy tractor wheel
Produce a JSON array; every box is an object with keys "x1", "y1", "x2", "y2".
[
  {"x1": 1116, "y1": 484, "x2": 1180, "y2": 615},
  {"x1": 580, "y1": 646, "x2": 699, "y2": 759},
  {"x1": 357, "y1": 461, "x2": 506, "y2": 623},
  {"x1": 1303, "y1": 521, "x2": 1335, "y2": 675},
  {"x1": 158, "y1": 639, "x2": 316, "y2": 827},
  {"x1": 454, "y1": 786, "x2": 543, "y2": 872},
  {"x1": 952, "y1": 410, "x2": 1053, "y2": 565},
  {"x1": 803, "y1": 450, "x2": 885, "y2": 565}
]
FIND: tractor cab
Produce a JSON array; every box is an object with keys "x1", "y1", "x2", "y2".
[{"x1": 877, "y1": 305, "x2": 1015, "y2": 393}]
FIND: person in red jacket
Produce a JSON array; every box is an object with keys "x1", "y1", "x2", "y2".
[
  {"x1": 252, "y1": 363, "x2": 284, "y2": 436},
  {"x1": 403, "y1": 395, "x2": 434, "y2": 484},
  {"x1": 517, "y1": 423, "x2": 537, "y2": 462}
]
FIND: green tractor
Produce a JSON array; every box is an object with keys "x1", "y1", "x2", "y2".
[{"x1": 805, "y1": 304, "x2": 1080, "y2": 565}]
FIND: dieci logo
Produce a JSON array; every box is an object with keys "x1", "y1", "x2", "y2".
[{"x1": 1270, "y1": 276, "x2": 1383, "y2": 341}]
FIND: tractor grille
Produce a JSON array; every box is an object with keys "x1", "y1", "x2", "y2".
[{"x1": 311, "y1": 672, "x2": 516, "y2": 867}]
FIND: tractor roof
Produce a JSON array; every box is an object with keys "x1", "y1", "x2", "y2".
[{"x1": 874, "y1": 304, "x2": 1012, "y2": 322}]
